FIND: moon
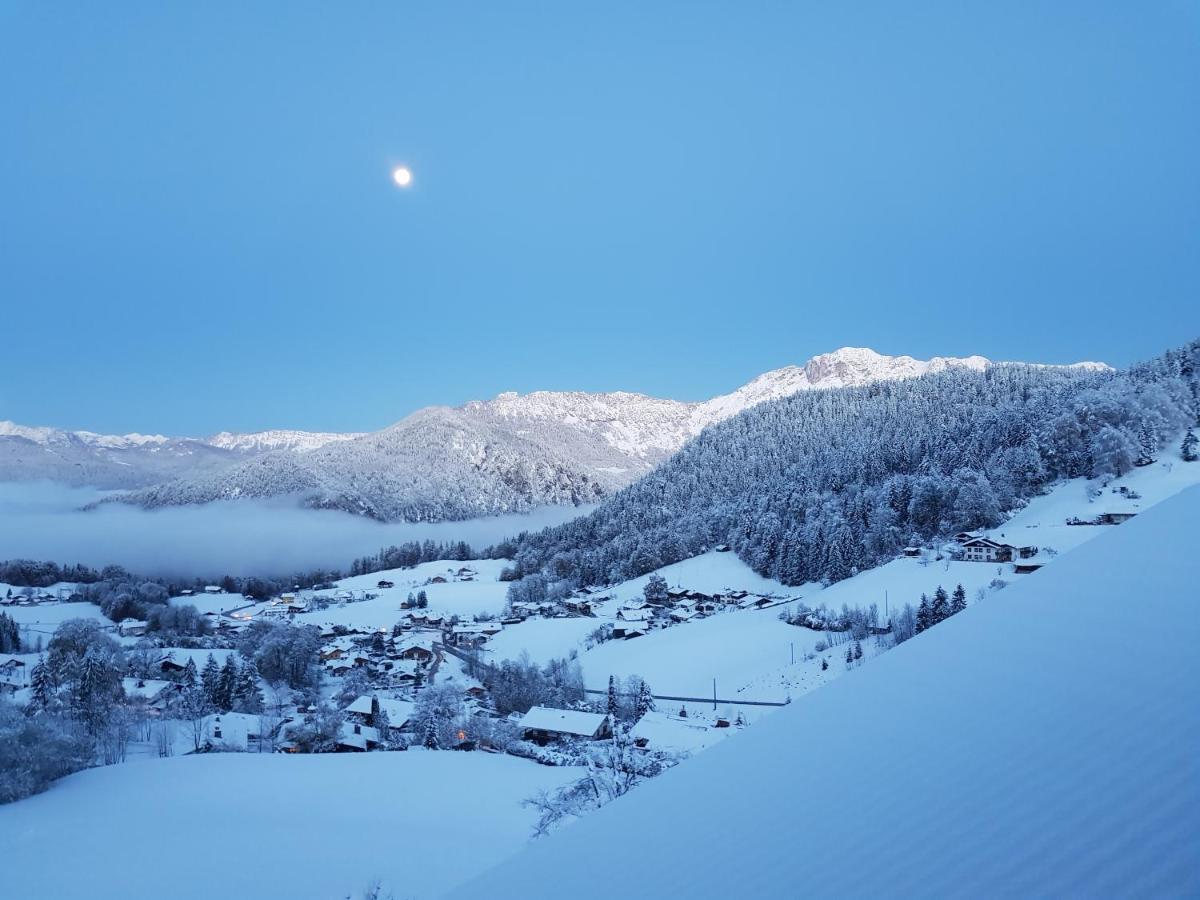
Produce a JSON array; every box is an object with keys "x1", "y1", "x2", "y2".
[{"x1": 392, "y1": 166, "x2": 413, "y2": 188}]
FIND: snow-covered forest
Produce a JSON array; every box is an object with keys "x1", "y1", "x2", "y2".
[{"x1": 505, "y1": 340, "x2": 1200, "y2": 591}]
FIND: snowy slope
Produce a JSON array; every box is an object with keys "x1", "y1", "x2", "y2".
[
  {"x1": 448, "y1": 487, "x2": 1200, "y2": 899},
  {"x1": 95, "y1": 348, "x2": 1103, "y2": 521},
  {"x1": 0, "y1": 751, "x2": 576, "y2": 900}
]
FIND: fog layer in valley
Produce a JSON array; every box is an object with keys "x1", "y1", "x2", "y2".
[{"x1": 0, "y1": 482, "x2": 590, "y2": 577}]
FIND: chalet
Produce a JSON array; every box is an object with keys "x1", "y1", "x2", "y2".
[
  {"x1": 377, "y1": 580, "x2": 395, "y2": 589},
  {"x1": 714, "y1": 544, "x2": 731, "y2": 552},
  {"x1": 751, "y1": 597, "x2": 775, "y2": 610},
  {"x1": 959, "y1": 537, "x2": 1014, "y2": 563},
  {"x1": 396, "y1": 643, "x2": 435, "y2": 664},
  {"x1": 430, "y1": 576, "x2": 447, "y2": 584},
  {"x1": 448, "y1": 625, "x2": 491, "y2": 649},
  {"x1": 612, "y1": 624, "x2": 646, "y2": 640},
  {"x1": 158, "y1": 657, "x2": 188, "y2": 676},
  {"x1": 321, "y1": 647, "x2": 345, "y2": 661},
  {"x1": 563, "y1": 599, "x2": 594, "y2": 616},
  {"x1": 0, "y1": 658, "x2": 27, "y2": 686},
  {"x1": 617, "y1": 608, "x2": 651, "y2": 623},
  {"x1": 1099, "y1": 511, "x2": 1137, "y2": 525},
  {"x1": 345, "y1": 695, "x2": 414, "y2": 732},
  {"x1": 1014, "y1": 562, "x2": 1045, "y2": 574},
  {"x1": 519, "y1": 706, "x2": 612, "y2": 745},
  {"x1": 902, "y1": 547, "x2": 922, "y2": 558},
  {"x1": 203, "y1": 712, "x2": 263, "y2": 750},
  {"x1": 178, "y1": 589, "x2": 194, "y2": 597},
  {"x1": 953, "y1": 532, "x2": 978, "y2": 544},
  {"x1": 118, "y1": 618, "x2": 149, "y2": 637},
  {"x1": 203, "y1": 585, "x2": 223, "y2": 594},
  {"x1": 694, "y1": 600, "x2": 717, "y2": 615},
  {"x1": 670, "y1": 609, "x2": 696, "y2": 623},
  {"x1": 326, "y1": 661, "x2": 353, "y2": 677},
  {"x1": 336, "y1": 722, "x2": 381, "y2": 752},
  {"x1": 121, "y1": 677, "x2": 174, "y2": 708},
  {"x1": 464, "y1": 686, "x2": 488, "y2": 701}
]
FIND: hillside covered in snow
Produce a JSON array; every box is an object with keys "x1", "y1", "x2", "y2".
[
  {"x1": 450, "y1": 486, "x2": 1200, "y2": 899},
  {"x1": 91, "y1": 347, "x2": 1106, "y2": 521},
  {"x1": 506, "y1": 339, "x2": 1197, "y2": 588}
]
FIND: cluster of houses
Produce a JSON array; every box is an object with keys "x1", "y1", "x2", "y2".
[
  {"x1": 608, "y1": 589, "x2": 771, "y2": 640},
  {"x1": 1, "y1": 587, "x2": 78, "y2": 606},
  {"x1": 319, "y1": 628, "x2": 437, "y2": 690}
]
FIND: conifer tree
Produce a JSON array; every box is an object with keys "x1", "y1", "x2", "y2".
[
  {"x1": 1136, "y1": 421, "x2": 1157, "y2": 466},
  {"x1": 916, "y1": 594, "x2": 931, "y2": 633},
  {"x1": 374, "y1": 705, "x2": 391, "y2": 748},
  {"x1": 27, "y1": 656, "x2": 57, "y2": 714},
  {"x1": 181, "y1": 657, "x2": 198, "y2": 689},
  {"x1": 930, "y1": 586, "x2": 950, "y2": 624},
  {"x1": 200, "y1": 654, "x2": 221, "y2": 709},
  {"x1": 422, "y1": 716, "x2": 440, "y2": 750},
  {"x1": 1182, "y1": 428, "x2": 1199, "y2": 462},
  {"x1": 634, "y1": 679, "x2": 655, "y2": 720},
  {"x1": 217, "y1": 655, "x2": 240, "y2": 712},
  {"x1": 606, "y1": 675, "x2": 619, "y2": 719},
  {"x1": 232, "y1": 659, "x2": 264, "y2": 714},
  {"x1": 951, "y1": 583, "x2": 968, "y2": 615}
]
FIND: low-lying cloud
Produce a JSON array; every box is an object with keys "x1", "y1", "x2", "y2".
[{"x1": 0, "y1": 482, "x2": 590, "y2": 578}]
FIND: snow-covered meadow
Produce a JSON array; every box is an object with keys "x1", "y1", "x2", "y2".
[{"x1": 0, "y1": 750, "x2": 576, "y2": 900}]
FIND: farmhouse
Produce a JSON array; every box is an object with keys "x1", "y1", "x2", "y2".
[
  {"x1": 959, "y1": 537, "x2": 1014, "y2": 563},
  {"x1": 202, "y1": 712, "x2": 263, "y2": 751},
  {"x1": 519, "y1": 706, "x2": 612, "y2": 744},
  {"x1": 117, "y1": 618, "x2": 149, "y2": 637}
]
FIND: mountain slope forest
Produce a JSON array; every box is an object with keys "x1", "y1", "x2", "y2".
[{"x1": 505, "y1": 339, "x2": 1199, "y2": 593}]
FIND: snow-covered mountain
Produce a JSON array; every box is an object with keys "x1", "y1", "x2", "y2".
[
  {"x1": 6, "y1": 348, "x2": 1109, "y2": 519},
  {"x1": 205, "y1": 430, "x2": 366, "y2": 454},
  {"x1": 0, "y1": 421, "x2": 362, "y2": 490}
]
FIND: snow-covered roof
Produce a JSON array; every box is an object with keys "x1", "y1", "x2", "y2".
[
  {"x1": 122, "y1": 678, "x2": 172, "y2": 700},
  {"x1": 345, "y1": 695, "x2": 415, "y2": 725},
  {"x1": 629, "y1": 711, "x2": 733, "y2": 755},
  {"x1": 519, "y1": 706, "x2": 608, "y2": 738},
  {"x1": 203, "y1": 712, "x2": 262, "y2": 747},
  {"x1": 337, "y1": 722, "x2": 380, "y2": 750}
]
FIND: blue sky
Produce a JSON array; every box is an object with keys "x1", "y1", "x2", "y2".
[{"x1": 2, "y1": 2, "x2": 1197, "y2": 436}]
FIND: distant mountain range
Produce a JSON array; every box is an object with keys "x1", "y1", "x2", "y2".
[{"x1": 1, "y1": 348, "x2": 1108, "y2": 521}]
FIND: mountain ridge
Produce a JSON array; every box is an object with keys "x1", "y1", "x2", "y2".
[{"x1": 3, "y1": 348, "x2": 1111, "y2": 518}]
